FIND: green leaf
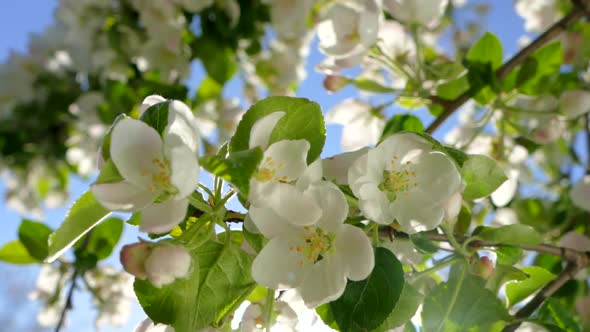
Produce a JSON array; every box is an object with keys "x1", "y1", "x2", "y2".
[
  {"x1": 506, "y1": 266, "x2": 556, "y2": 307},
  {"x1": 330, "y1": 248, "x2": 405, "y2": 332},
  {"x1": 476, "y1": 224, "x2": 543, "y2": 246},
  {"x1": 75, "y1": 217, "x2": 124, "y2": 261},
  {"x1": 94, "y1": 158, "x2": 123, "y2": 184},
  {"x1": 195, "y1": 76, "x2": 222, "y2": 102},
  {"x1": 373, "y1": 284, "x2": 423, "y2": 332},
  {"x1": 495, "y1": 246, "x2": 523, "y2": 266},
  {"x1": 422, "y1": 267, "x2": 510, "y2": 331},
  {"x1": 135, "y1": 240, "x2": 255, "y2": 331},
  {"x1": 242, "y1": 227, "x2": 265, "y2": 253},
  {"x1": 47, "y1": 191, "x2": 111, "y2": 262},
  {"x1": 538, "y1": 298, "x2": 581, "y2": 332},
  {"x1": 349, "y1": 77, "x2": 397, "y2": 93},
  {"x1": 466, "y1": 32, "x2": 503, "y2": 70},
  {"x1": 436, "y1": 74, "x2": 470, "y2": 100},
  {"x1": 444, "y1": 146, "x2": 469, "y2": 167},
  {"x1": 316, "y1": 304, "x2": 341, "y2": 331},
  {"x1": 230, "y1": 97, "x2": 326, "y2": 163},
  {"x1": 380, "y1": 114, "x2": 424, "y2": 141},
  {"x1": 0, "y1": 241, "x2": 38, "y2": 264},
  {"x1": 18, "y1": 219, "x2": 53, "y2": 261},
  {"x1": 196, "y1": 36, "x2": 237, "y2": 84},
  {"x1": 140, "y1": 101, "x2": 170, "y2": 135},
  {"x1": 461, "y1": 154, "x2": 508, "y2": 200},
  {"x1": 485, "y1": 264, "x2": 528, "y2": 293},
  {"x1": 410, "y1": 233, "x2": 440, "y2": 254},
  {"x1": 199, "y1": 147, "x2": 263, "y2": 196}
]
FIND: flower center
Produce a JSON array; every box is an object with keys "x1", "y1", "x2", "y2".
[
  {"x1": 378, "y1": 158, "x2": 417, "y2": 202},
  {"x1": 254, "y1": 157, "x2": 288, "y2": 182},
  {"x1": 290, "y1": 226, "x2": 336, "y2": 266},
  {"x1": 142, "y1": 158, "x2": 177, "y2": 198}
]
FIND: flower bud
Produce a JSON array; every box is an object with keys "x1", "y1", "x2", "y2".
[
  {"x1": 120, "y1": 242, "x2": 151, "y2": 279},
  {"x1": 474, "y1": 256, "x2": 495, "y2": 279},
  {"x1": 323, "y1": 75, "x2": 348, "y2": 93},
  {"x1": 144, "y1": 244, "x2": 192, "y2": 288},
  {"x1": 120, "y1": 242, "x2": 191, "y2": 288}
]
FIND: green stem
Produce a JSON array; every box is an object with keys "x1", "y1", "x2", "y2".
[
  {"x1": 409, "y1": 255, "x2": 461, "y2": 282},
  {"x1": 441, "y1": 224, "x2": 471, "y2": 257},
  {"x1": 187, "y1": 193, "x2": 212, "y2": 213},
  {"x1": 264, "y1": 288, "x2": 275, "y2": 332},
  {"x1": 411, "y1": 24, "x2": 424, "y2": 82}
]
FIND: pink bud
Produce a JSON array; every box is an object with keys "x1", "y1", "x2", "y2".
[
  {"x1": 477, "y1": 256, "x2": 495, "y2": 278},
  {"x1": 120, "y1": 242, "x2": 151, "y2": 279},
  {"x1": 144, "y1": 244, "x2": 192, "y2": 288},
  {"x1": 323, "y1": 75, "x2": 348, "y2": 93}
]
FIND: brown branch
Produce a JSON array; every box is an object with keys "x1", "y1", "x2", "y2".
[
  {"x1": 425, "y1": 6, "x2": 587, "y2": 134},
  {"x1": 423, "y1": 232, "x2": 590, "y2": 265},
  {"x1": 502, "y1": 263, "x2": 583, "y2": 332}
]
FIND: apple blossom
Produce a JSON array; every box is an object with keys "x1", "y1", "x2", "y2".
[
  {"x1": 570, "y1": 175, "x2": 590, "y2": 212},
  {"x1": 560, "y1": 90, "x2": 590, "y2": 119},
  {"x1": 323, "y1": 148, "x2": 369, "y2": 185},
  {"x1": 121, "y1": 242, "x2": 192, "y2": 288},
  {"x1": 240, "y1": 301, "x2": 298, "y2": 332},
  {"x1": 317, "y1": 0, "x2": 383, "y2": 59},
  {"x1": 250, "y1": 180, "x2": 374, "y2": 308},
  {"x1": 559, "y1": 231, "x2": 590, "y2": 252},
  {"x1": 349, "y1": 132, "x2": 462, "y2": 232},
  {"x1": 91, "y1": 96, "x2": 200, "y2": 233},
  {"x1": 515, "y1": 0, "x2": 560, "y2": 33},
  {"x1": 383, "y1": 0, "x2": 449, "y2": 26},
  {"x1": 326, "y1": 99, "x2": 385, "y2": 152},
  {"x1": 264, "y1": 0, "x2": 315, "y2": 41}
]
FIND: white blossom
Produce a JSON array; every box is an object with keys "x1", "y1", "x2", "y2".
[
  {"x1": 326, "y1": 99, "x2": 385, "y2": 152},
  {"x1": 571, "y1": 175, "x2": 590, "y2": 212},
  {"x1": 91, "y1": 96, "x2": 200, "y2": 233},
  {"x1": 383, "y1": 0, "x2": 449, "y2": 26},
  {"x1": 515, "y1": 0, "x2": 560, "y2": 33},
  {"x1": 560, "y1": 90, "x2": 590, "y2": 119},
  {"x1": 349, "y1": 132, "x2": 462, "y2": 232}
]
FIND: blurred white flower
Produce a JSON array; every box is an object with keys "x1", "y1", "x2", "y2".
[
  {"x1": 383, "y1": 0, "x2": 449, "y2": 26},
  {"x1": 560, "y1": 90, "x2": 590, "y2": 119},
  {"x1": 326, "y1": 99, "x2": 385, "y2": 152},
  {"x1": 515, "y1": 0, "x2": 560, "y2": 33}
]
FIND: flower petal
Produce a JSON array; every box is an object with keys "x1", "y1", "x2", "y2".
[
  {"x1": 265, "y1": 140, "x2": 310, "y2": 182},
  {"x1": 295, "y1": 159, "x2": 323, "y2": 192},
  {"x1": 252, "y1": 235, "x2": 310, "y2": 289},
  {"x1": 110, "y1": 118, "x2": 164, "y2": 189},
  {"x1": 323, "y1": 148, "x2": 368, "y2": 185},
  {"x1": 249, "y1": 205, "x2": 300, "y2": 238},
  {"x1": 91, "y1": 181, "x2": 156, "y2": 211},
  {"x1": 336, "y1": 224, "x2": 374, "y2": 281},
  {"x1": 358, "y1": 183, "x2": 394, "y2": 224},
  {"x1": 304, "y1": 182, "x2": 347, "y2": 233},
  {"x1": 166, "y1": 143, "x2": 200, "y2": 198},
  {"x1": 249, "y1": 112, "x2": 286, "y2": 150},
  {"x1": 267, "y1": 182, "x2": 322, "y2": 226},
  {"x1": 571, "y1": 175, "x2": 590, "y2": 212},
  {"x1": 392, "y1": 195, "x2": 445, "y2": 233},
  {"x1": 491, "y1": 168, "x2": 519, "y2": 207},
  {"x1": 140, "y1": 95, "x2": 166, "y2": 114},
  {"x1": 165, "y1": 100, "x2": 200, "y2": 153},
  {"x1": 299, "y1": 255, "x2": 347, "y2": 308},
  {"x1": 140, "y1": 199, "x2": 188, "y2": 234},
  {"x1": 410, "y1": 151, "x2": 462, "y2": 205}
]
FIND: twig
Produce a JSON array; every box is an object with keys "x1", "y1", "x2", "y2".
[
  {"x1": 425, "y1": 6, "x2": 587, "y2": 134},
  {"x1": 585, "y1": 113, "x2": 590, "y2": 175},
  {"x1": 54, "y1": 232, "x2": 93, "y2": 332},
  {"x1": 423, "y1": 232, "x2": 590, "y2": 265},
  {"x1": 502, "y1": 263, "x2": 583, "y2": 332}
]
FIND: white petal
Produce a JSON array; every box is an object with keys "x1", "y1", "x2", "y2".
[
  {"x1": 325, "y1": 99, "x2": 371, "y2": 126},
  {"x1": 265, "y1": 140, "x2": 310, "y2": 181},
  {"x1": 295, "y1": 159, "x2": 323, "y2": 192},
  {"x1": 140, "y1": 199, "x2": 188, "y2": 233},
  {"x1": 91, "y1": 181, "x2": 156, "y2": 211},
  {"x1": 166, "y1": 143, "x2": 200, "y2": 198},
  {"x1": 140, "y1": 95, "x2": 166, "y2": 114},
  {"x1": 323, "y1": 148, "x2": 368, "y2": 185},
  {"x1": 381, "y1": 239, "x2": 423, "y2": 266},
  {"x1": 392, "y1": 195, "x2": 445, "y2": 233},
  {"x1": 571, "y1": 175, "x2": 590, "y2": 212},
  {"x1": 559, "y1": 231, "x2": 590, "y2": 252},
  {"x1": 252, "y1": 235, "x2": 310, "y2": 289},
  {"x1": 491, "y1": 169, "x2": 519, "y2": 207},
  {"x1": 110, "y1": 118, "x2": 164, "y2": 189},
  {"x1": 267, "y1": 183, "x2": 322, "y2": 226},
  {"x1": 411, "y1": 152, "x2": 462, "y2": 205},
  {"x1": 443, "y1": 190, "x2": 463, "y2": 222},
  {"x1": 249, "y1": 205, "x2": 300, "y2": 238},
  {"x1": 249, "y1": 112, "x2": 286, "y2": 150},
  {"x1": 304, "y1": 181, "x2": 347, "y2": 233},
  {"x1": 165, "y1": 100, "x2": 200, "y2": 153},
  {"x1": 560, "y1": 90, "x2": 590, "y2": 119},
  {"x1": 336, "y1": 224, "x2": 374, "y2": 281},
  {"x1": 299, "y1": 255, "x2": 347, "y2": 308},
  {"x1": 358, "y1": 183, "x2": 395, "y2": 224}
]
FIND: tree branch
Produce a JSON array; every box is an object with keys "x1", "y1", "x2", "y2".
[
  {"x1": 425, "y1": 5, "x2": 587, "y2": 134},
  {"x1": 54, "y1": 232, "x2": 92, "y2": 332},
  {"x1": 502, "y1": 263, "x2": 583, "y2": 332}
]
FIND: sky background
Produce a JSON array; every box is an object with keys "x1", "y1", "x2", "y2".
[{"x1": 0, "y1": 1, "x2": 538, "y2": 331}]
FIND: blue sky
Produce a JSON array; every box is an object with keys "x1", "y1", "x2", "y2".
[{"x1": 0, "y1": 1, "x2": 532, "y2": 331}]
